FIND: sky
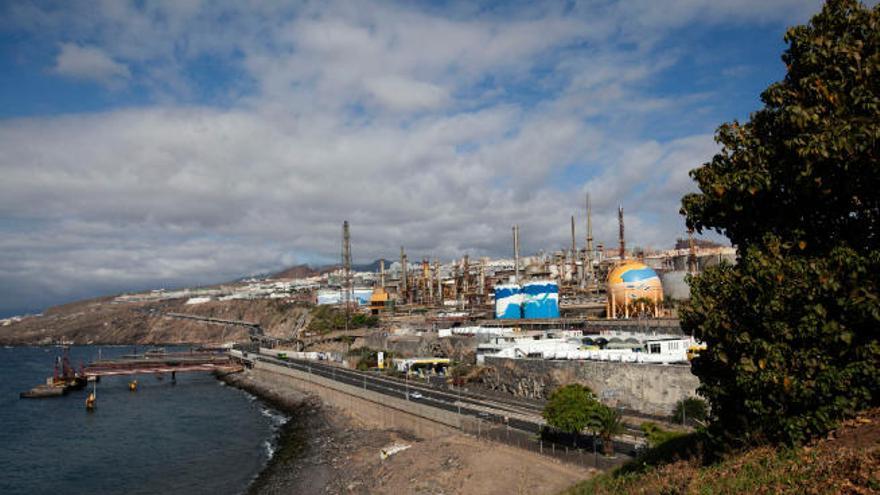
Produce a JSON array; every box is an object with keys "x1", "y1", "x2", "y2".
[{"x1": 0, "y1": 0, "x2": 828, "y2": 317}]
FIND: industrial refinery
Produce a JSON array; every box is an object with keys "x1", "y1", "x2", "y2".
[{"x1": 321, "y1": 198, "x2": 733, "y2": 324}]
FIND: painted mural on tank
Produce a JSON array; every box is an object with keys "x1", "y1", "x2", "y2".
[
  {"x1": 494, "y1": 284, "x2": 522, "y2": 319},
  {"x1": 521, "y1": 281, "x2": 560, "y2": 319}
]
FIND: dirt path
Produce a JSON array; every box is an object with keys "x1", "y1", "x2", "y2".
[{"x1": 351, "y1": 432, "x2": 594, "y2": 495}]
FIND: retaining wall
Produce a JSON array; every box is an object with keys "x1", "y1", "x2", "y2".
[
  {"x1": 482, "y1": 357, "x2": 699, "y2": 417},
  {"x1": 252, "y1": 360, "x2": 475, "y2": 438}
]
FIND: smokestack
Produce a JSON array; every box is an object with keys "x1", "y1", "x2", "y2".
[
  {"x1": 570, "y1": 215, "x2": 576, "y2": 282},
  {"x1": 400, "y1": 246, "x2": 408, "y2": 302},
  {"x1": 479, "y1": 257, "x2": 486, "y2": 302},
  {"x1": 426, "y1": 259, "x2": 433, "y2": 303},
  {"x1": 380, "y1": 259, "x2": 385, "y2": 288},
  {"x1": 513, "y1": 225, "x2": 521, "y2": 284},
  {"x1": 618, "y1": 205, "x2": 626, "y2": 260},
  {"x1": 585, "y1": 193, "x2": 594, "y2": 286},
  {"x1": 342, "y1": 221, "x2": 352, "y2": 330},
  {"x1": 688, "y1": 229, "x2": 697, "y2": 274},
  {"x1": 435, "y1": 259, "x2": 442, "y2": 304}
]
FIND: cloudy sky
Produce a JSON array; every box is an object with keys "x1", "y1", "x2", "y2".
[{"x1": 0, "y1": 0, "x2": 826, "y2": 316}]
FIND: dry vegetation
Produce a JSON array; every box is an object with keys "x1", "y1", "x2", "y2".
[{"x1": 563, "y1": 408, "x2": 880, "y2": 495}]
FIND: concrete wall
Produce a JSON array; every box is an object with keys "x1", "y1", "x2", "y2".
[
  {"x1": 252, "y1": 360, "x2": 478, "y2": 438},
  {"x1": 482, "y1": 357, "x2": 699, "y2": 417},
  {"x1": 363, "y1": 333, "x2": 477, "y2": 362}
]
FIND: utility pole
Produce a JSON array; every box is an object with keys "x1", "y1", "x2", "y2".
[
  {"x1": 342, "y1": 221, "x2": 352, "y2": 331},
  {"x1": 513, "y1": 225, "x2": 521, "y2": 284},
  {"x1": 618, "y1": 205, "x2": 626, "y2": 260}
]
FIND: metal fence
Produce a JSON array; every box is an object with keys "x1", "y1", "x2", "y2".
[{"x1": 460, "y1": 417, "x2": 632, "y2": 471}]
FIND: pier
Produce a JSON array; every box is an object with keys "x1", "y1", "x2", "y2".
[{"x1": 82, "y1": 351, "x2": 242, "y2": 378}]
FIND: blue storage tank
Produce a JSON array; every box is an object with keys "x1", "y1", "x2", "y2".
[
  {"x1": 494, "y1": 284, "x2": 522, "y2": 319},
  {"x1": 522, "y1": 281, "x2": 560, "y2": 319}
]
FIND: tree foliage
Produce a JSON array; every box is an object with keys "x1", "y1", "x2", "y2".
[
  {"x1": 542, "y1": 384, "x2": 600, "y2": 439},
  {"x1": 682, "y1": 0, "x2": 879, "y2": 254},
  {"x1": 308, "y1": 306, "x2": 379, "y2": 333},
  {"x1": 680, "y1": 0, "x2": 880, "y2": 447},
  {"x1": 542, "y1": 384, "x2": 626, "y2": 455},
  {"x1": 595, "y1": 405, "x2": 625, "y2": 456}
]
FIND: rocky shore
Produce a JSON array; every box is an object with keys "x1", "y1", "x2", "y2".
[
  {"x1": 219, "y1": 369, "x2": 409, "y2": 494},
  {"x1": 219, "y1": 368, "x2": 593, "y2": 495}
]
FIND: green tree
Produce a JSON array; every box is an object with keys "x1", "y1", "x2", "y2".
[
  {"x1": 595, "y1": 405, "x2": 625, "y2": 456},
  {"x1": 680, "y1": 0, "x2": 880, "y2": 447},
  {"x1": 542, "y1": 384, "x2": 600, "y2": 446}
]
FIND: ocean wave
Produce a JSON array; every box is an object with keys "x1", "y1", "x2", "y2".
[
  {"x1": 263, "y1": 440, "x2": 275, "y2": 460},
  {"x1": 260, "y1": 406, "x2": 289, "y2": 427}
]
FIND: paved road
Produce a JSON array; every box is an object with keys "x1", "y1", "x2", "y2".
[{"x1": 252, "y1": 352, "x2": 639, "y2": 456}]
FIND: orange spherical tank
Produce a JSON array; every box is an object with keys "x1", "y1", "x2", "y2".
[{"x1": 606, "y1": 261, "x2": 663, "y2": 316}]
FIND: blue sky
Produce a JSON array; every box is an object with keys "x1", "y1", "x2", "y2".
[{"x1": 0, "y1": 0, "x2": 828, "y2": 316}]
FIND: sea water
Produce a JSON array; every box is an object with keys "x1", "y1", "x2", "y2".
[{"x1": 0, "y1": 345, "x2": 284, "y2": 495}]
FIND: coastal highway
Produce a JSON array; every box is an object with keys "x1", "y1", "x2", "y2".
[{"x1": 249, "y1": 352, "x2": 640, "y2": 456}]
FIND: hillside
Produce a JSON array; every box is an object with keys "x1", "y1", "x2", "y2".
[
  {"x1": 0, "y1": 297, "x2": 311, "y2": 345},
  {"x1": 270, "y1": 264, "x2": 321, "y2": 280},
  {"x1": 564, "y1": 408, "x2": 880, "y2": 495}
]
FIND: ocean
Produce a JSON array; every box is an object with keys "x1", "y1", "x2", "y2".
[{"x1": 0, "y1": 345, "x2": 285, "y2": 495}]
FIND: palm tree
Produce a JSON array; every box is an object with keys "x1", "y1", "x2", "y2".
[{"x1": 596, "y1": 405, "x2": 624, "y2": 456}]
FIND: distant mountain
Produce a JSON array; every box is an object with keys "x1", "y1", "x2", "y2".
[
  {"x1": 270, "y1": 264, "x2": 321, "y2": 279},
  {"x1": 352, "y1": 259, "x2": 385, "y2": 272}
]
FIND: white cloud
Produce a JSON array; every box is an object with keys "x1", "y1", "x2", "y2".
[
  {"x1": 0, "y1": 0, "x2": 825, "y2": 314},
  {"x1": 52, "y1": 43, "x2": 131, "y2": 86},
  {"x1": 365, "y1": 76, "x2": 449, "y2": 111}
]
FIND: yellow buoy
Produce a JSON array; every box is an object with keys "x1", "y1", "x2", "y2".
[
  {"x1": 85, "y1": 392, "x2": 96, "y2": 410},
  {"x1": 129, "y1": 380, "x2": 138, "y2": 392}
]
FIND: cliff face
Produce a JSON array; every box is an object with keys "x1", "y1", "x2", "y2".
[
  {"x1": 0, "y1": 298, "x2": 311, "y2": 345},
  {"x1": 481, "y1": 356, "x2": 699, "y2": 417}
]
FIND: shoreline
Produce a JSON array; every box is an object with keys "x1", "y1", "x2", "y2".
[
  {"x1": 218, "y1": 369, "x2": 393, "y2": 494},
  {"x1": 218, "y1": 370, "x2": 329, "y2": 494},
  {"x1": 218, "y1": 367, "x2": 594, "y2": 495}
]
